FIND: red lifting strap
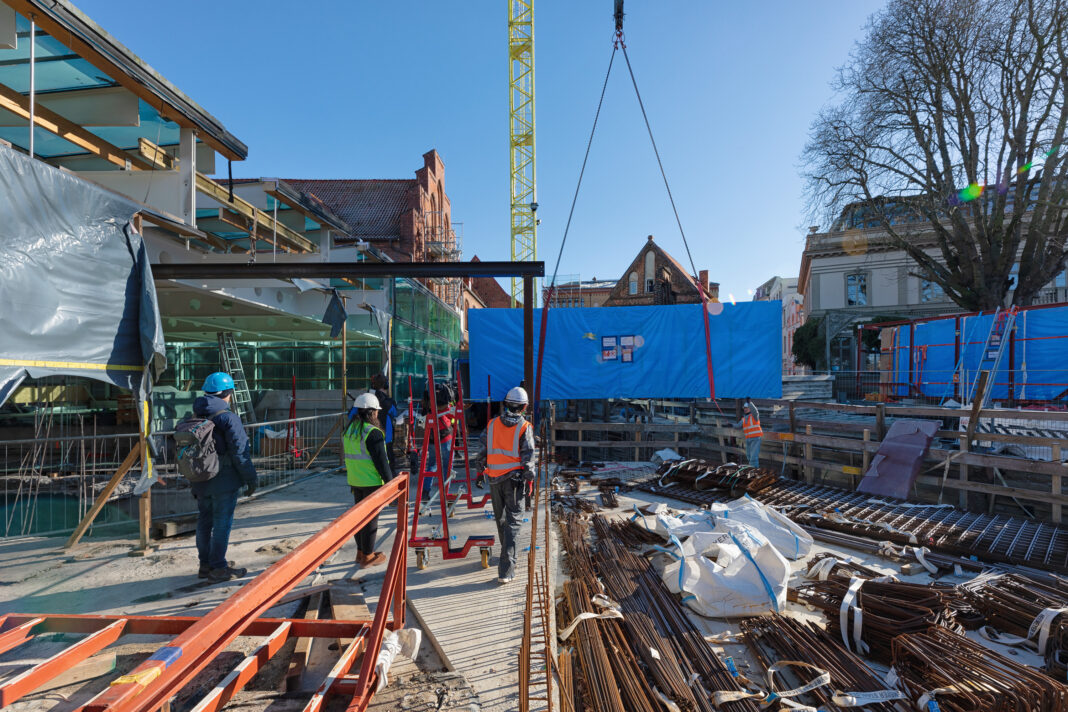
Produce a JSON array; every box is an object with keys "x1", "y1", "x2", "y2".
[{"x1": 699, "y1": 285, "x2": 716, "y2": 400}]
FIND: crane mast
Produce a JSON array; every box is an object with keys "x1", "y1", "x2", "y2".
[{"x1": 508, "y1": 0, "x2": 536, "y2": 307}]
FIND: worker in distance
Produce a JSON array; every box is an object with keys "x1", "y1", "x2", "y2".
[
  {"x1": 736, "y1": 398, "x2": 763, "y2": 467},
  {"x1": 343, "y1": 391, "x2": 394, "y2": 568},
  {"x1": 472, "y1": 386, "x2": 535, "y2": 583}
]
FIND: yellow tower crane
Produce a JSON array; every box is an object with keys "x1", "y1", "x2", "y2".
[{"x1": 508, "y1": 0, "x2": 536, "y2": 307}]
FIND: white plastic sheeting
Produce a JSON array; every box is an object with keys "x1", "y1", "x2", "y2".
[{"x1": 633, "y1": 497, "x2": 813, "y2": 618}]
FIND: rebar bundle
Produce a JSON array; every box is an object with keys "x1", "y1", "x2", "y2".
[
  {"x1": 741, "y1": 615, "x2": 910, "y2": 712},
  {"x1": 959, "y1": 571, "x2": 1068, "y2": 676},
  {"x1": 792, "y1": 579, "x2": 962, "y2": 664},
  {"x1": 655, "y1": 458, "x2": 776, "y2": 497},
  {"x1": 557, "y1": 512, "x2": 760, "y2": 712},
  {"x1": 892, "y1": 626, "x2": 1068, "y2": 712},
  {"x1": 597, "y1": 485, "x2": 619, "y2": 509},
  {"x1": 554, "y1": 494, "x2": 600, "y2": 513}
]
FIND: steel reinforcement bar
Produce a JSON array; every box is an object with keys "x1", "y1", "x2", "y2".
[{"x1": 639, "y1": 477, "x2": 1068, "y2": 573}]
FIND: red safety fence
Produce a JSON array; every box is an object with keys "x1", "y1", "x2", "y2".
[{"x1": 0, "y1": 475, "x2": 408, "y2": 712}]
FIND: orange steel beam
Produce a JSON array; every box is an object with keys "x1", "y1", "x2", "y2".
[
  {"x1": 0, "y1": 615, "x2": 372, "y2": 639},
  {"x1": 0, "y1": 617, "x2": 44, "y2": 656},
  {"x1": 0, "y1": 620, "x2": 126, "y2": 706},
  {"x1": 70, "y1": 476, "x2": 407, "y2": 712},
  {"x1": 186, "y1": 622, "x2": 292, "y2": 712}
]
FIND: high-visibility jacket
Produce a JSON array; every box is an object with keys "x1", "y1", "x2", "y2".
[
  {"x1": 484, "y1": 416, "x2": 532, "y2": 478},
  {"x1": 343, "y1": 423, "x2": 385, "y2": 487},
  {"x1": 742, "y1": 414, "x2": 763, "y2": 439}
]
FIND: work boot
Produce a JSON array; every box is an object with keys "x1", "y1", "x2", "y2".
[
  {"x1": 199, "y1": 560, "x2": 234, "y2": 579},
  {"x1": 207, "y1": 565, "x2": 247, "y2": 583},
  {"x1": 358, "y1": 552, "x2": 386, "y2": 568}
]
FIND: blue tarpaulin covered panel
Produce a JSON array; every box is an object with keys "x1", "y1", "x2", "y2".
[{"x1": 468, "y1": 302, "x2": 782, "y2": 401}]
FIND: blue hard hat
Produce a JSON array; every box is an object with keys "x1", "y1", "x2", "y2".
[{"x1": 203, "y1": 372, "x2": 235, "y2": 393}]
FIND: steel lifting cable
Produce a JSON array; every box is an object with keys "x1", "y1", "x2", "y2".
[{"x1": 534, "y1": 44, "x2": 617, "y2": 417}]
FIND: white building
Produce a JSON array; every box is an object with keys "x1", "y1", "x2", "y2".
[{"x1": 752, "y1": 276, "x2": 805, "y2": 375}]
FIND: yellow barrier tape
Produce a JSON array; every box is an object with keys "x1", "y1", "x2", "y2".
[
  {"x1": 0, "y1": 359, "x2": 142, "y2": 372},
  {"x1": 842, "y1": 465, "x2": 862, "y2": 475},
  {"x1": 110, "y1": 666, "x2": 162, "y2": 687}
]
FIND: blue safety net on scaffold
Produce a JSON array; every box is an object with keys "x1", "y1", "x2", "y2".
[
  {"x1": 886, "y1": 304, "x2": 1068, "y2": 401},
  {"x1": 468, "y1": 301, "x2": 783, "y2": 401}
]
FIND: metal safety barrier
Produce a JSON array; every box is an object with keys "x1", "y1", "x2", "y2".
[{"x1": 0, "y1": 475, "x2": 408, "y2": 712}]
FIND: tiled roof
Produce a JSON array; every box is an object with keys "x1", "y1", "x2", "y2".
[
  {"x1": 283, "y1": 179, "x2": 415, "y2": 240},
  {"x1": 470, "y1": 256, "x2": 517, "y2": 308}
]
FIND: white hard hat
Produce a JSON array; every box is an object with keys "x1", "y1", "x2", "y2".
[
  {"x1": 354, "y1": 391, "x2": 381, "y2": 410},
  {"x1": 505, "y1": 386, "x2": 529, "y2": 405}
]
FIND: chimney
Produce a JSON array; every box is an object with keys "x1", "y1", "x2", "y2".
[
  {"x1": 698, "y1": 270, "x2": 709, "y2": 292},
  {"x1": 708, "y1": 282, "x2": 720, "y2": 301}
]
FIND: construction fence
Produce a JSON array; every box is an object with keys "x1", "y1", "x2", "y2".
[{"x1": 0, "y1": 411, "x2": 346, "y2": 539}]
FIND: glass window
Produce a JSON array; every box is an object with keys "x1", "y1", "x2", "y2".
[
  {"x1": 644, "y1": 251, "x2": 656, "y2": 292},
  {"x1": 846, "y1": 273, "x2": 868, "y2": 306},
  {"x1": 628, "y1": 272, "x2": 638, "y2": 295},
  {"x1": 921, "y1": 279, "x2": 943, "y2": 303}
]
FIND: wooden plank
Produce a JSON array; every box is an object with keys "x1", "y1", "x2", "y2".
[
  {"x1": 551, "y1": 422, "x2": 699, "y2": 433},
  {"x1": 0, "y1": 81, "x2": 152, "y2": 170},
  {"x1": 138, "y1": 137, "x2": 176, "y2": 169},
  {"x1": 65, "y1": 443, "x2": 141, "y2": 549},
  {"x1": 552, "y1": 440, "x2": 701, "y2": 449},
  {"x1": 327, "y1": 582, "x2": 371, "y2": 651},
  {"x1": 285, "y1": 591, "x2": 323, "y2": 692}
]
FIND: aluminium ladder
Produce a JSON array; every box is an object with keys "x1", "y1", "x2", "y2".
[
  {"x1": 217, "y1": 332, "x2": 257, "y2": 423},
  {"x1": 962, "y1": 307, "x2": 1017, "y2": 407}
]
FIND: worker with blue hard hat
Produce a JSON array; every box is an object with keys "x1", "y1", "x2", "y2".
[{"x1": 190, "y1": 371, "x2": 258, "y2": 583}]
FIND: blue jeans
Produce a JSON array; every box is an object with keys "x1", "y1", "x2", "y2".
[
  {"x1": 422, "y1": 437, "x2": 453, "y2": 499},
  {"x1": 196, "y1": 489, "x2": 239, "y2": 570},
  {"x1": 745, "y1": 437, "x2": 762, "y2": 468}
]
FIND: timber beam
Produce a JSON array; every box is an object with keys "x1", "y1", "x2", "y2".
[{"x1": 0, "y1": 81, "x2": 152, "y2": 170}]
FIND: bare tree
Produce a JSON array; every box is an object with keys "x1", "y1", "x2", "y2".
[{"x1": 804, "y1": 0, "x2": 1068, "y2": 310}]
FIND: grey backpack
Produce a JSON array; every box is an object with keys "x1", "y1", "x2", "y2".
[{"x1": 174, "y1": 416, "x2": 221, "y2": 482}]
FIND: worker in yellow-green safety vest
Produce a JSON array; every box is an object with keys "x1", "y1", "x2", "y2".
[{"x1": 343, "y1": 391, "x2": 394, "y2": 568}]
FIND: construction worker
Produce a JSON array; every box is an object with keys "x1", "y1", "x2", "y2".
[
  {"x1": 473, "y1": 386, "x2": 535, "y2": 584},
  {"x1": 736, "y1": 398, "x2": 763, "y2": 468},
  {"x1": 370, "y1": 373, "x2": 399, "y2": 473},
  {"x1": 192, "y1": 372, "x2": 258, "y2": 583},
  {"x1": 343, "y1": 392, "x2": 394, "y2": 568}
]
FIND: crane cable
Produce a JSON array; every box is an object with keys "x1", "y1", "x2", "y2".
[{"x1": 539, "y1": 24, "x2": 719, "y2": 411}]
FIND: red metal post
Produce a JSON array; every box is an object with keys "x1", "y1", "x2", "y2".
[{"x1": 75, "y1": 477, "x2": 407, "y2": 712}]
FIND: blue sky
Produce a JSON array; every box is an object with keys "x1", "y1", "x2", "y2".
[{"x1": 77, "y1": 1, "x2": 876, "y2": 301}]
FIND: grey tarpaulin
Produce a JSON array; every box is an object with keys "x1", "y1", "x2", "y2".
[{"x1": 0, "y1": 142, "x2": 166, "y2": 407}]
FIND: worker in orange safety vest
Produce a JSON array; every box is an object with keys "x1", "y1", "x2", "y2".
[
  {"x1": 735, "y1": 398, "x2": 763, "y2": 467},
  {"x1": 472, "y1": 386, "x2": 535, "y2": 584}
]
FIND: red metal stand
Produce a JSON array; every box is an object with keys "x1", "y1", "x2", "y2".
[
  {"x1": 409, "y1": 364, "x2": 494, "y2": 570},
  {"x1": 0, "y1": 477, "x2": 409, "y2": 712}
]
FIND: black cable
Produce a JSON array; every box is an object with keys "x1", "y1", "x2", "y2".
[
  {"x1": 620, "y1": 43, "x2": 700, "y2": 284},
  {"x1": 549, "y1": 44, "x2": 618, "y2": 292}
]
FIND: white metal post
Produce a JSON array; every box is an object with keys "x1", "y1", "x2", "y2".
[{"x1": 27, "y1": 15, "x2": 34, "y2": 158}]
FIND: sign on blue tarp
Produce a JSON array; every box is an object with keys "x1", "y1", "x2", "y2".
[{"x1": 468, "y1": 302, "x2": 783, "y2": 401}]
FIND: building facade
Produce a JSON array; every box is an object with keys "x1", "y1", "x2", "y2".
[
  {"x1": 753, "y1": 276, "x2": 806, "y2": 376},
  {"x1": 542, "y1": 278, "x2": 615, "y2": 308},
  {"x1": 602, "y1": 235, "x2": 719, "y2": 307},
  {"x1": 798, "y1": 206, "x2": 1068, "y2": 370}
]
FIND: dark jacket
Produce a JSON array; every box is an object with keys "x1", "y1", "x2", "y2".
[
  {"x1": 375, "y1": 389, "x2": 398, "y2": 444},
  {"x1": 191, "y1": 395, "x2": 258, "y2": 496}
]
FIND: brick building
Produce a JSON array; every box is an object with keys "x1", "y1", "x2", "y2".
[
  {"x1": 602, "y1": 235, "x2": 718, "y2": 307},
  {"x1": 286, "y1": 149, "x2": 461, "y2": 307}
]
